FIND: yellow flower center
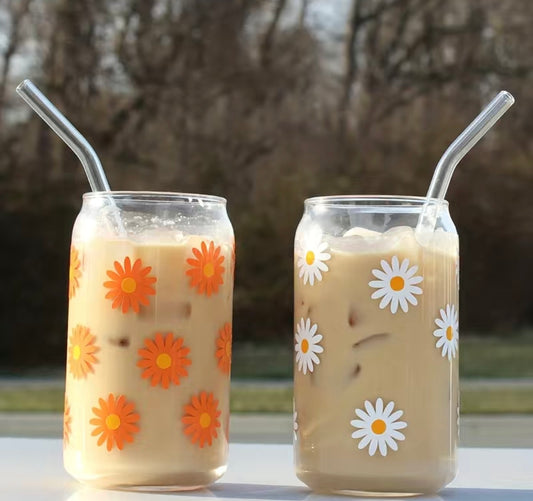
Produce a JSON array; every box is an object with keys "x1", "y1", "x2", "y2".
[
  {"x1": 72, "y1": 345, "x2": 81, "y2": 360},
  {"x1": 225, "y1": 341, "x2": 232, "y2": 358},
  {"x1": 301, "y1": 339, "x2": 309, "y2": 353},
  {"x1": 199, "y1": 412, "x2": 212, "y2": 429},
  {"x1": 203, "y1": 262, "x2": 215, "y2": 278},
  {"x1": 156, "y1": 353, "x2": 172, "y2": 369},
  {"x1": 446, "y1": 326, "x2": 454, "y2": 341},
  {"x1": 305, "y1": 251, "x2": 315, "y2": 265},
  {"x1": 121, "y1": 277, "x2": 137, "y2": 293},
  {"x1": 390, "y1": 276, "x2": 405, "y2": 291},
  {"x1": 106, "y1": 413, "x2": 121, "y2": 431},
  {"x1": 371, "y1": 418, "x2": 386, "y2": 435}
]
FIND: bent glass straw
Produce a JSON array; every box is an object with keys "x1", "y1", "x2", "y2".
[
  {"x1": 417, "y1": 91, "x2": 514, "y2": 236},
  {"x1": 16, "y1": 79, "x2": 110, "y2": 192}
]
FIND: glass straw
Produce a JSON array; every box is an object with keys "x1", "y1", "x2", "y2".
[
  {"x1": 16, "y1": 79, "x2": 126, "y2": 235},
  {"x1": 16, "y1": 79, "x2": 110, "y2": 192},
  {"x1": 416, "y1": 91, "x2": 515, "y2": 237}
]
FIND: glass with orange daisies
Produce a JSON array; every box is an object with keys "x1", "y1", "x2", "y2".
[{"x1": 64, "y1": 192, "x2": 234, "y2": 489}]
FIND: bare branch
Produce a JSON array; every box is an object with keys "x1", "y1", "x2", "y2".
[
  {"x1": 260, "y1": 0, "x2": 287, "y2": 67},
  {"x1": 337, "y1": 0, "x2": 362, "y2": 138},
  {"x1": 299, "y1": 0, "x2": 309, "y2": 28},
  {"x1": 0, "y1": 0, "x2": 32, "y2": 129}
]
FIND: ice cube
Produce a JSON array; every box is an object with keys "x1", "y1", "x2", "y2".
[
  {"x1": 343, "y1": 227, "x2": 382, "y2": 238},
  {"x1": 130, "y1": 228, "x2": 185, "y2": 245},
  {"x1": 330, "y1": 229, "x2": 392, "y2": 254},
  {"x1": 383, "y1": 226, "x2": 420, "y2": 257},
  {"x1": 383, "y1": 225, "x2": 415, "y2": 237},
  {"x1": 424, "y1": 228, "x2": 459, "y2": 255}
]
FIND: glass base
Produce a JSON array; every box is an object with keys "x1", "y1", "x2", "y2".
[
  {"x1": 296, "y1": 470, "x2": 449, "y2": 497},
  {"x1": 116, "y1": 483, "x2": 209, "y2": 493},
  {"x1": 72, "y1": 464, "x2": 227, "y2": 491},
  {"x1": 330, "y1": 490, "x2": 421, "y2": 498}
]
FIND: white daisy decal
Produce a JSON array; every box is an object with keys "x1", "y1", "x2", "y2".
[
  {"x1": 297, "y1": 232, "x2": 331, "y2": 286},
  {"x1": 369, "y1": 256, "x2": 423, "y2": 313},
  {"x1": 295, "y1": 317, "x2": 323, "y2": 375},
  {"x1": 293, "y1": 410, "x2": 299, "y2": 441},
  {"x1": 433, "y1": 304, "x2": 459, "y2": 360},
  {"x1": 350, "y1": 398, "x2": 407, "y2": 457}
]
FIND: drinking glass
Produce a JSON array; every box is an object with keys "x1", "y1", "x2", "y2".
[
  {"x1": 293, "y1": 196, "x2": 459, "y2": 495},
  {"x1": 64, "y1": 192, "x2": 234, "y2": 490}
]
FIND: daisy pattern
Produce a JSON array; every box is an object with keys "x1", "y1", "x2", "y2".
[
  {"x1": 433, "y1": 304, "x2": 459, "y2": 360},
  {"x1": 103, "y1": 256, "x2": 156, "y2": 314},
  {"x1": 215, "y1": 322, "x2": 232, "y2": 374},
  {"x1": 295, "y1": 318, "x2": 323, "y2": 375},
  {"x1": 90, "y1": 394, "x2": 140, "y2": 451},
  {"x1": 137, "y1": 332, "x2": 191, "y2": 388},
  {"x1": 293, "y1": 409, "x2": 299, "y2": 441},
  {"x1": 350, "y1": 398, "x2": 407, "y2": 457},
  {"x1": 69, "y1": 246, "x2": 82, "y2": 300},
  {"x1": 297, "y1": 232, "x2": 331, "y2": 286},
  {"x1": 186, "y1": 240, "x2": 225, "y2": 297},
  {"x1": 68, "y1": 325, "x2": 99, "y2": 379},
  {"x1": 63, "y1": 396, "x2": 72, "y2": 447},
  {"x1": 182, "y1": 391, "x2": 221, "y2": 448},
  {"x1": 369, "y1": 256, "x2": 423, "y2": 313}
]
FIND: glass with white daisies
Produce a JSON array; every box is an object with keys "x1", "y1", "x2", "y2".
[{"x1": 293, "y1": 196, "x2": 459, "y2": 495}]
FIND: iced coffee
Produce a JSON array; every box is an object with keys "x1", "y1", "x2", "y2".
[
  {"x1": 294, "y1": 196, "x2": 459, "y2": 495},
  {"x1": 64, "y1": 192, "x2": 234, "y2": 490}
]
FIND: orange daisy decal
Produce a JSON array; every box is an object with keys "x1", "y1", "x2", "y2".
[
  {"x1": 186, "y1": 241, "x2": 225, "y2": 296},
  {"x1": 68, "y1": 325, "x2": 99, "y2": 379},
  {"x1": 215, "y1": 322, "x2": 232, "y2": 374},
  {"x1": 137, "y1": 332, "x2": 192, "y2": 389},
  {"x1": 63, "y1": 396, "x2": 72, "y2": 446},
  {"x1": 103, "y1": 256, "x2": 157, "y2": 313},
  {"x1": 69, "y1": 246, "x2": 82, "y2": 299},
  {"x1": 182, "y1": 391, "x2": 221, "y2": 448},
  {"x1": 90, "y1": 394, "x2": 140, "y2": 451}
]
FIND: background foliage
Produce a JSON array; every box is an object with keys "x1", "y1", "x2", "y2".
[{"x1": 1, "y1": 0, "x2": 533, "y2": 367}]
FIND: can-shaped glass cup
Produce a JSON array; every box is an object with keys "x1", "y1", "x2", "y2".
[
  {"x1": 293, "y1": 196, "x2": 459, "y2": 495},
  {"x1": 64, "y1": 192, "x2": 234, "y2": 490}
]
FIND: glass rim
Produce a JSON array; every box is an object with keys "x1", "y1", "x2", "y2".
[
  {"x1": 83, "y1": 191, "x2": 227, "y2": 204},
  {"x1": 304, "y1": 195, "x2": 448, "y2": 208}
]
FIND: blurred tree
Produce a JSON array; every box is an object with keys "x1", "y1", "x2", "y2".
[
  {"x1": 1, "y1": 0, "x2": 533, "y2": 368},
  {"x1": 0, "y1": 0, "x2": 32, "y2": 130}
]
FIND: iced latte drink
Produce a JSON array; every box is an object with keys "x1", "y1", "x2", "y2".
[
  {"x1": 64, "y1": 192, "x2": 234, "y2": 490},
  {"x1": 293, "y1": 196, "x2": 459, "y2": 495}
]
